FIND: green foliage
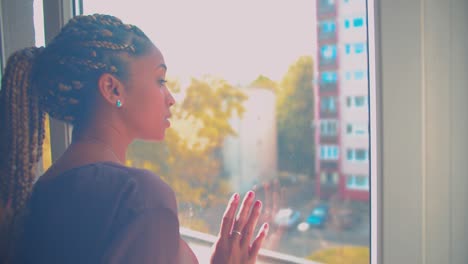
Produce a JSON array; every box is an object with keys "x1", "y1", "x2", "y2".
[
  {"x1": 276, "y1": 56, "x2": 315, "y2": 177},
  {"x1": 249, "y1": 74, "x2": 278, "y2": 91},
  {"x1": 307, "y1": 246, "x2": 370, "y2": 264}
]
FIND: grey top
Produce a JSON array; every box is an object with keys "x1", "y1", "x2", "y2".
[{"x1": 16, "y1": 162, "x2": 198, "y2": 264}]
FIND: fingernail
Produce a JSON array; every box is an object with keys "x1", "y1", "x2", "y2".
[
  {"x1": 248, "y1": 191, "x2": 254, "y2": 198},
  {"x1": 233, "y1": 193, "x2": 239, "y2": 201},
  {"x1": 255, "y1": 200, "x2": 262, "y2": 208},
  {"x1": 263, "y1": 223, "x2": 269, "y2": 235}
]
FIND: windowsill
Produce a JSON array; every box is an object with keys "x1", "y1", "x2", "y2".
[{"x1": 180, "y1": 227, "x2": 322, "y2": 264}]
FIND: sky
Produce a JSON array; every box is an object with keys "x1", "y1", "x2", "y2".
[{"x1": 83, "y1": 0, "x2": 317, "y2": 86}]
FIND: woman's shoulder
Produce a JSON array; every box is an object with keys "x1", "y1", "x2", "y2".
[{"x1": 36, "y1": 161, "x2": 178, "y2": 214}]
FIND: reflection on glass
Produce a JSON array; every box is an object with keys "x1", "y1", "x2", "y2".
[{"x1": 82, "y1": 0, "x2": 371, "y2": 262}]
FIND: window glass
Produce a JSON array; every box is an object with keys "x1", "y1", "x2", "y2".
[
  {"x1": 321, "y1": 44, "x2": 337, "y2": 59},
  {"x1": 345, "y1": 43, "x2": 351, "y2": 54},
  {"x1": 353, "y1": 17, "x2": 365, "y2": 27},
  {"x1": 344, "y1": 19, "x2": 350, "y2": 28},
  {"x1": 33, "y1": 0, "x2": 52, "y2": 173},
  {"x1": 82, "y1": 0, "x2": 372, "y2": 262},
  {"x1": 321, "y1": 71, "x2": 338, "y2": 83}
]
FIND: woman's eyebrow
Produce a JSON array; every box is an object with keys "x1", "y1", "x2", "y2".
[{"x1": 158, "y1": 64, "x2": 167, "y2": 71}]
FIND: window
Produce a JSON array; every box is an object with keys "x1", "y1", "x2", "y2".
[
  {"x1": 321, "y1": 44, "x2": 337, "y2": 59},
  {"x1": 346, "y1": 148, "x2": 369, "y2": 162},
  {"x1": 321, "y1": 71, "x2": 338, "y2": 83},
  {"x1": 321, "y1": 96, "x2": 337, "y2": 112},
  {"x1": 321, "y1": 172, "x2": 339, "y2": 184},
  {"x1": 32, "y1": 0, "x2": 53, "y2": 173},
  {"x1": 354, "y1": 70, "x2": 366, "y2": 80},
  {"x1": 344, "y1": 19, "x2": 350, "y2": 28},
  {"x1": 346, "y1": 96, "x2": 368, "y2": 108},
  {"x1": 321, "y1": 21, "x2": 336, "y2": 33},
  {"x1": 353, "y1": 17, "x2": 365, "y2": 27},
  {"x1": 354, "y1": 43, "x2": 366, "y2": 54},
  {"x1": 345, "y1": 71, "x2": 352, "y2": 80},
  {"x1": 80, "y1": 0, "x2": 372, "y2": 262},
  {"x1": 346, "y1": 175, "x2": 369, "y2": 190},
  {"x1": 321, "y1": 145, "x2": 339, "y2": 160},
  {"x1": 345, "y1": 44, "x2": 351, "y2": 54},
  {"x1": 321, "y1": 119, "x2": 338, "y2": 136},
  {"x1": 354, "y1": 96, "x2": 367, "y2": 107},
  {"x1": 346, "y1": 123, "x2": 368, "y2": 135}
]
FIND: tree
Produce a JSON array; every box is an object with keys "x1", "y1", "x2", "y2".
[
  {"x1": 249, "y1": 74, "x2": 278, "y2": 91},
  {"x1": 276, "y1": 56, "x2": 315, "y2": 177}
]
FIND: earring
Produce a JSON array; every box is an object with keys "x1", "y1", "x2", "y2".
[{"x1": 116, "y1": 99, "x2": 122, "y2": 108}]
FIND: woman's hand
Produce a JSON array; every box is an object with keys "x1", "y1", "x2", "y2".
[{"x1": 210, "y1": 191, "x2": 269, "y2": 264}]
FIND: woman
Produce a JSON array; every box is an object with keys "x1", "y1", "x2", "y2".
[{"x1": 0, "y1": 14, "x2": 268, "y2": 263}]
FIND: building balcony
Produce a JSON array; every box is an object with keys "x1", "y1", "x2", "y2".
[
  {"x1": 319, "y1": 82, "x2": 337, "y2": 92},
  {"x1": 317, "y1": 0, "x2": 337, "y2": 18},
  {"x1": 319, "y1": 109, "x2": 338, "y2": 119},
  {"x1": 320, "y1": 160, "x2": 339, "y2": 170},
  {"x1": 318, "y1": 30, "x2": 337, "y2": 41},
  {"x1": 320, "y1": 134, "x2": 339, "y2": 144},
  {"x1": 319, "y1": 57, "x2": 337, "y2": 67}
]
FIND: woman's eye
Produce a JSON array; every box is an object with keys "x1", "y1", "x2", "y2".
[{"x1": 159, "y1": 79, "x2": 168, "y2": 87}]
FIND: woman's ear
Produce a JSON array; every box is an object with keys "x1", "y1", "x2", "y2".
[{"x1": 97, "y1": 73, "x2": 125, "y2": 107}]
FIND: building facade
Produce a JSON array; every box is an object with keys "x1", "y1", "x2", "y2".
[{"x1": 315, "y1": 0, "x2": 369, "y2": 201}]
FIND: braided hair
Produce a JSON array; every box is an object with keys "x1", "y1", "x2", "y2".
[{"x1": 0, "y1": 14, "x2": 153, "y2": 263}]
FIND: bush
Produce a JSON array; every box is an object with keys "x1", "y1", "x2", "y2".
[{"x1": 307, "y1": 246, "x2": 370, "y2": 264}]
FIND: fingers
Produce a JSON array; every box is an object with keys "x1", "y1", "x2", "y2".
[
  {"x1": 219, "y1": 193, "x2": 239, "y2": 240},
  {"x1": 231, "y1": 191, "x2": 255, "y2": 239},
  {"x1": 240, "y1": 200, "x2": 262, "y2": 246},
  {"x1": 249, "y1": 223, "x2": 269, "y2": 257}
]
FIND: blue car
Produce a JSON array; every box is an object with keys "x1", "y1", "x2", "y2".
[{"x1": 306, "y1": 204, "x2": 329, "y2": 228}]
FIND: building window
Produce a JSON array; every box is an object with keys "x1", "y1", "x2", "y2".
[
  {"x1": 345, "y1": 44, "x2": 351, "y2": 54},
  {"x1": 347, "y1": 175, "x2": 369, "y2": 190},
  {"x1": 354, "y1": 70, "x2": 366, "y2": 80},
  {"x1": 346, "y1": 149, "x2": 369, "y2": 162},
  {"x1": 346, "y1": 123, "x2": 368, "y2": 135},
  {"x1": 344, "y1": 19, "x2": 350, "y2": 28},
  {"x1": 321, "y1": 71, "x2": 338, "y2": 83},
  {"x1": 346, "y1": 96, "x2": 368, "y2": 108},
  {"x1": 320, "y1": 145, "x2": 340, "y2": 160},
  {"x1": 321, "y1": 44, "x2": 337, "y2": 59},
  {"x1": 345, "y1": 71, "x2": 352, "y2": 80},
  {"x1": 353, "y1": 17, "x2": 365, "y2": 27},
  {"x1": 321, "y1": 21, "x2": 336, "y2": 33},
  {"x1": 321, "y1": 96, "x2": 337, "y2": 112},
  {"x1": 321, "y1": 119, "x2": 338, "y2": 136},
  {"x1": 354, "y1": 43, "x2": 366, "y2": 54},
  {"x1": 354, "y1": 96, "x2": 367, "y2": 107},
  {"x1": 320, "y1": 172, "x2": 338, "y2": 185}
]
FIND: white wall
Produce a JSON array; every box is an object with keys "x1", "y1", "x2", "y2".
[{"x1": 379, "y1": 0, "x2": 468, "y2": 263}]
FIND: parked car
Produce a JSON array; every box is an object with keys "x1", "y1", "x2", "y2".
[
  {"x1": 273, "y1": 208, "x2": 301, "y2": 229},
  {"x1": 306, "y1": 204, "x2": 330, "y2": 228}
]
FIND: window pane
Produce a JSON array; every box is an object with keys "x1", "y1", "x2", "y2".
[
  {"x1": 33, "y1": 0, "x2": 52, "y2": 173},
  {"x1": 83, "y1": 0, "x2": 372, "y2": 262}
]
